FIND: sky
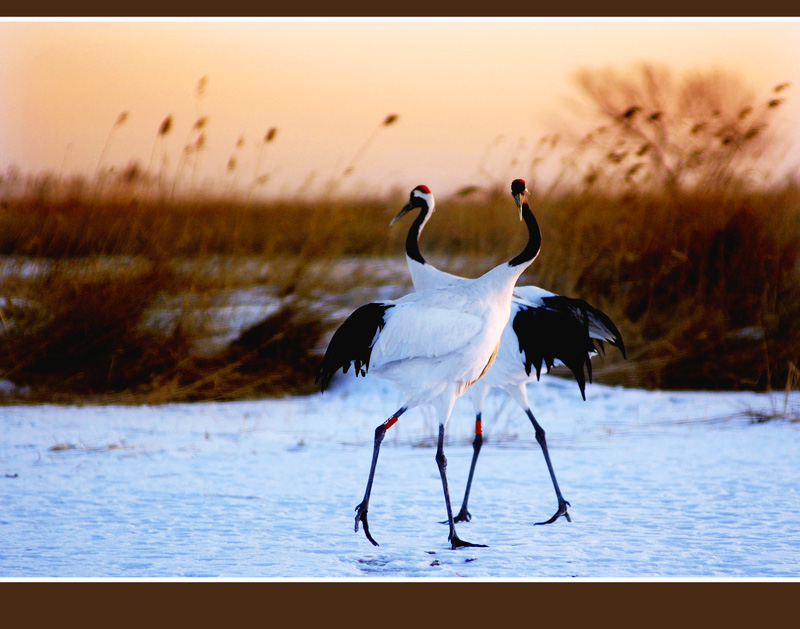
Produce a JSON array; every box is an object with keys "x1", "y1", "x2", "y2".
[{"x1": 1, "y1": 19, "x2": 800, "y2": 199}]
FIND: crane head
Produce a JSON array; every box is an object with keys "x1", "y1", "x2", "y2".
[
  {"x1": 511, "y1": 179, "x2": 528, "y2": 220},
  {"x1": 390, "y1": 185, "x2": 434, "y2": 226}
]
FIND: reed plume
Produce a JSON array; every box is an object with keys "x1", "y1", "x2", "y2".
[
  {"x1": 249, "y1": 127, "x2": 279, "y2": 200},
  {"x1": 328, "y1": 113, "x2": 400, "y2": 196},
  {"x1": 94, "y1": 111, "x2": 130, "y2": 183}
]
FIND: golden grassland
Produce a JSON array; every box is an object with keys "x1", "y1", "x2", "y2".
[
  {"x1": 1, "y1": 66, "x2": 798, "y2": 404},
  {"x1": 1, "y1": 180, "x2": 799, "y2": 404}
]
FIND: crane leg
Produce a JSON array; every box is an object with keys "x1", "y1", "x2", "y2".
[
  {"x1": 354, "y1": 407, "x2": 406, "y2": 546},
  {"x1": 452, "y1": 413, "x2": 483, "y2": 523},
  {"x1": 526, "y1": 409, "x2": 571, "y2": 525},
  {"x1": 436, "y1": 424, "x2": 487, "y2": 549}
]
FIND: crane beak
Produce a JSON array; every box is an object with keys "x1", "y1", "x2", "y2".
[
  {"x1": 513, "y1": 193, "x2": 524, "y2": 220},
  {"x1": 390, "y1": 202, "x2": 413, "y2": 226}
]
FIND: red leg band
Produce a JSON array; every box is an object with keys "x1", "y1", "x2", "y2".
[
  {"x1": 383, "y1": 416, "x2": 398, "y2": 430},
  {"x1": 475, "y1": 419, "x2": 482, "y2": 436}
]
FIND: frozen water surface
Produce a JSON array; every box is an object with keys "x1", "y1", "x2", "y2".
[{"x1": 1, "y1": 374, "x2": 799, "y2": 580}]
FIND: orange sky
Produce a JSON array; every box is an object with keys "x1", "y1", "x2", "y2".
[{"x1": 1, "y1": 19, "x2": 799, "y2": 199}]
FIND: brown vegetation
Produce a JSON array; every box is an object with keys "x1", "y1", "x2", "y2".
[
  {"x1": 2, "y1": 180, "x2": 798, "y2": 402},
  {"x1": 1, "y1": 65, "x2": 798, "y2": 403}
]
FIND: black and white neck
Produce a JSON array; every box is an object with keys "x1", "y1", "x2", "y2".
[
  {"x1": 507, "y1": 179, "x2": 542, "y2": 270},
  {"x1": 390, "y1": 184, "x2": 434, "y2": 266}
]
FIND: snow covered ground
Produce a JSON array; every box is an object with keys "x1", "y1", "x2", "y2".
[{"x1": 1, "y1": 372, "x2": 799, "y2": 580}]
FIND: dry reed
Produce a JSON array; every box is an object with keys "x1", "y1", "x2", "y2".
[{"x1": 2, "y1": 67, "x2": 798, "y2": 403}]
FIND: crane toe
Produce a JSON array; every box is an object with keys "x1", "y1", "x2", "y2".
[
  {"x1": 453, "y1": 508, "x2": 473, "y2": 523},
  {"x1": 535, "y1": 499, "x2": 571, "y2": 525},
  {"x1": 450, "y1": 534, "x2": 488, "y2": 549},
  {"x1": 355, "y1": 502, "x2": 380, "y2": 546},
  {"x1": 439, "y1": 508, "x2": 473, "y2": 525}
]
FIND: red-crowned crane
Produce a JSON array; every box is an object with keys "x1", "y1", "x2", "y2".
[
  {"x1": 390, "y1": 180, "x2": 626, "y2": 525},
  {"x1": 316, "y1": 182, "x2": 541, "y2": 549}
]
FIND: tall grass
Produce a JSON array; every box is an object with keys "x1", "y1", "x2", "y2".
[
  {"x1": 1, "y1": 259, "x2": 190, "y2": 401},
  {"x1": 0, "y1": 253, "x2": 329, "y2": 403},
  {"x1": 1, "y1": 67, "x2": 798, "y2": 402},
  {"x1": 529, "y1": 185, "x2": 800, "y2": 390},
  {"x1": 2, "y1": 179, "x2": 798, "y2": 401}
]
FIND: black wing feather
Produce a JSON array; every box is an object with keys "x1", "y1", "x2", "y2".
[
  {"x1": 512, "y1": 306, "x2": 595, "y2": 400},
  {"x1": 315, "y1": 302, "x2": 394, "y2": 392},
  {"x1": 511, "y1": 295, "x2": 626, "y2": 400},
  {"x1": 540, "y1": 295, "x2": 627, "y2": 359}
]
